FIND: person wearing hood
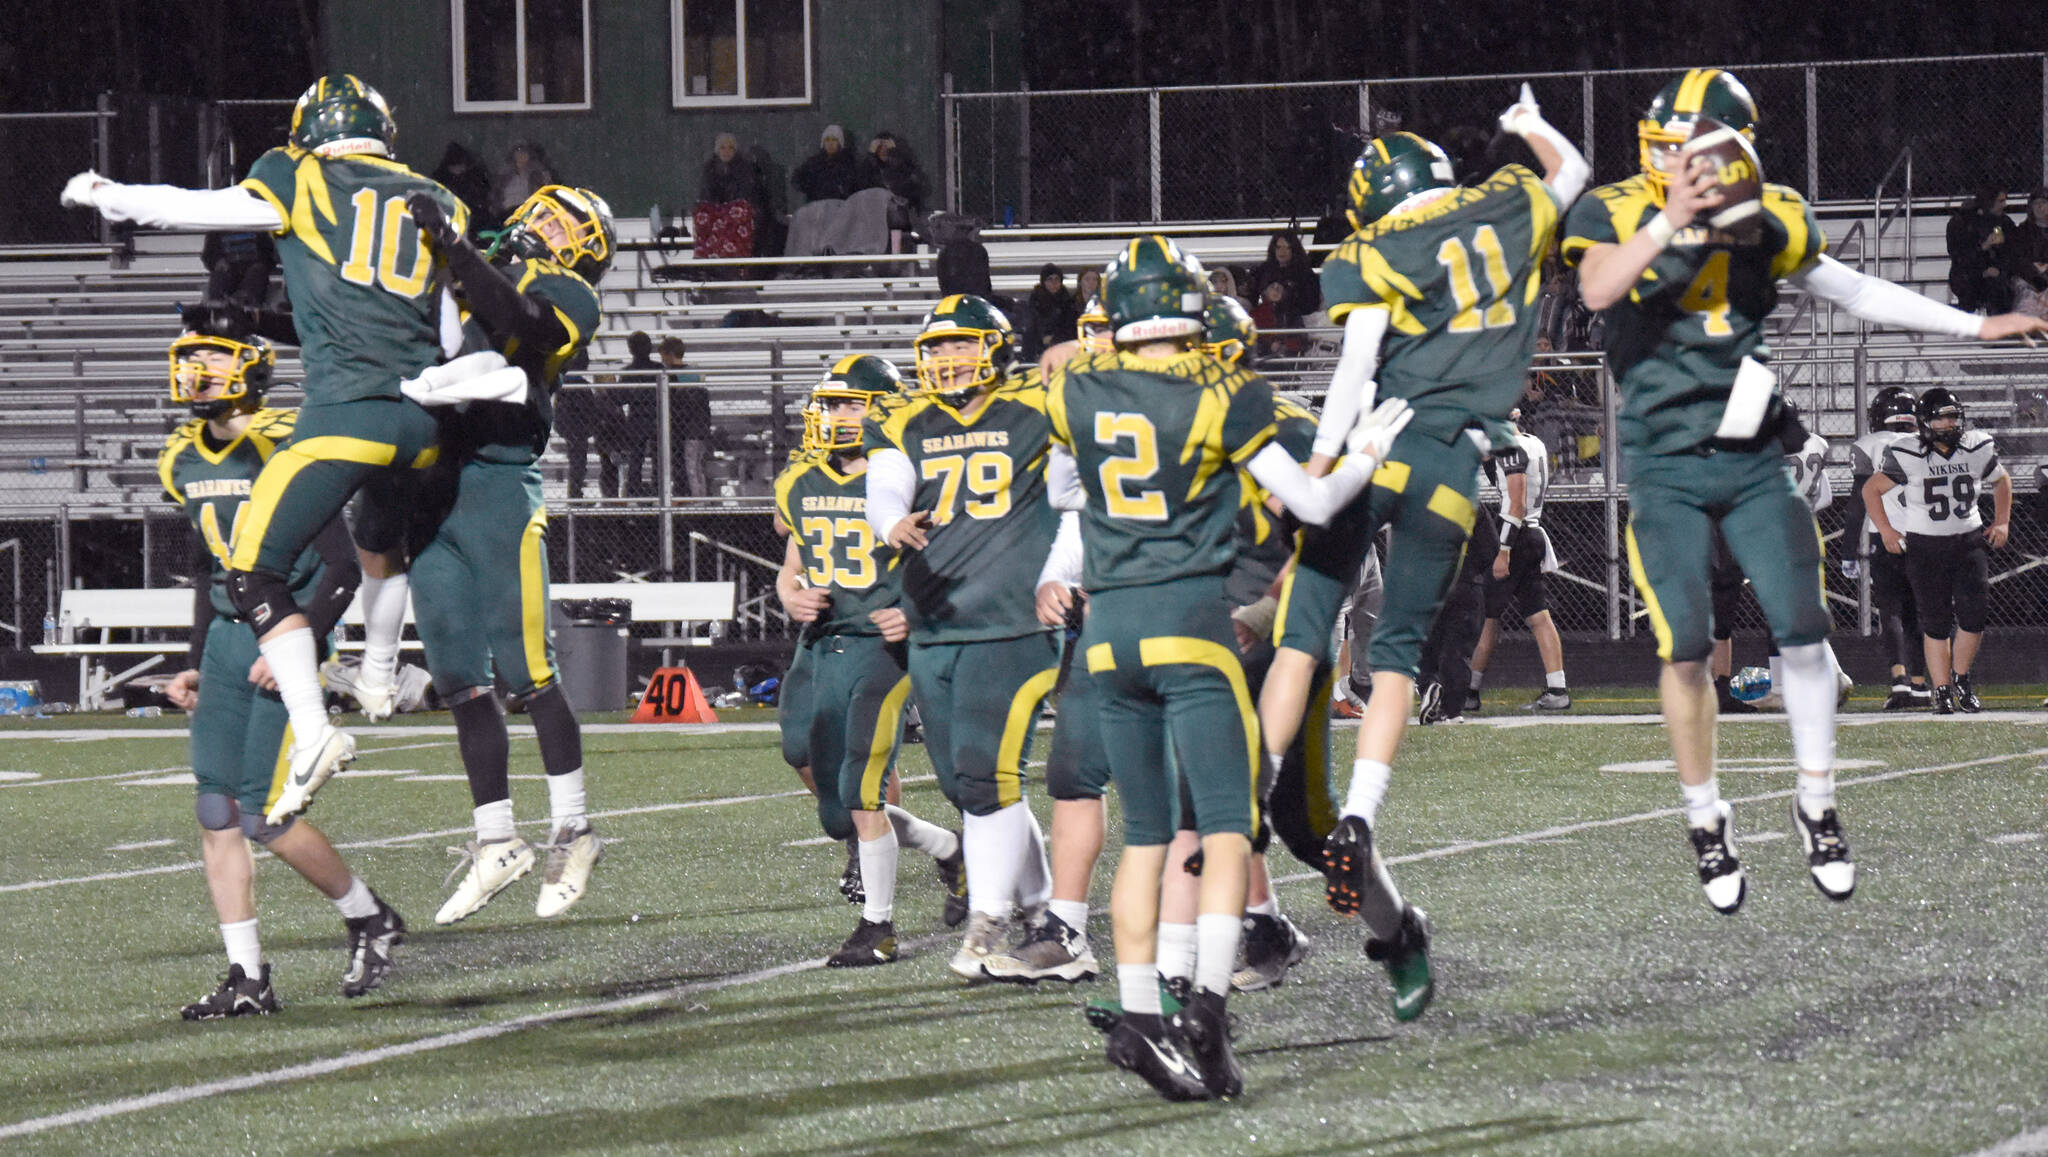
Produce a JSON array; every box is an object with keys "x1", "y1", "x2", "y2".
[
  {"x1": 1022, "y1": 263, "x2": 1080, "y2": 361},
  {"x1": 792, "y1": 124, "x2": 861, "y2": 203}
]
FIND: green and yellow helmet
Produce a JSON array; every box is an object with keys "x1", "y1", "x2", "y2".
[
  {"x1": 500, "y1": 185, "x2": 617, "y2": 284},
  {"x1": 288, "y1": 74, "x2": 397, "y2": 159},
  {"x1": 168, "y1": 332, "x2": 275, "y2": 420},
  {"x1": 1203, "y1": 294, "x2": 1257, "y2": 367},
  {"x1": 1076, "y1": 295, "x2": 1112, "y2": 352},
  {"x1": 1102, "y1": 235, "x2": 1208, "y2": 345},
  {"x1": 1638, "y1": 68, "x2": 1758, "y2": 203},
  {"x1": 911, "y1": 294, "x2": 1016, "y2": 401},
  {"x1": 805, "y1": 354, "x2": 903, "y2": 452},
  {"x1": 1345, "y1": 132, "x2": 1457, "y2": 230}
]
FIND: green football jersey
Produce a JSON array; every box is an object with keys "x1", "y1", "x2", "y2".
[
  {"x1": 863, "y1": 372, "x2": 1057, "y2": 643},
  {"x1": 241, "y1": 147, "x2": 467, "y2": 403},
  {"x1": 450, "y1": 257, "x2": 604, "y2": 465},
  {"x1": 158, "y1": 409, "x2": 327, "y2": 617},
  {"x1": 1226, "y1": 395, "x2": 1318, "y2": 606},
  {"x1": 1560, "y1": 175, "x2": 1824, "y2": 456},
  {"x1": 774, "y1": 456, "x2": 902, "y2": 638},
  {"x1": 1048, "y1": 349, "x2": 1276, "y2": 593},
  {"x1": 1321, "y1": 164, "x2": 1561, "y2": 443}
]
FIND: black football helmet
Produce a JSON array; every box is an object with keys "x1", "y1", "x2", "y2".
[
  {"x1": 1866, "y1": 385, "x2": 1917, "y2": 433},
  {"x1": 1915, "y1": 386, "x2": 1964, "y2": 452}
]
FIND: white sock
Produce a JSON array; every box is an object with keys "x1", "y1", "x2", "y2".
[
  {"x1": 1681, "y1": 778, "x2": 1722, "y2": 828},
  {"x1": 1048, "y1": 898, "x2": 1089, "y2": 937},
  {"x1": 858, "y1": 829, "x2": 899, "y2": 924},
  {"x1": 1778, "y1": 642, "x2": 1838, "y2": 780},
  {"x1": 220, "y1": 917, "x2": 262, "y2": 974},
  {"x1": 1796, "y1": 770, "x2": 1837, "y2": 821},
  {"x1": 474, "y1": 798, "x2": 516, "y2": 842},
  {"x1": 356, "y1": 572, "x2": 410, "y2": 686},
  {"x1": 333, "y1": 876, "x2": 378, "y2": 919},
  {"x1": 547, "y1": 767, "x2": 588, "y2": 829},
  {"x1": 1470, "y1": 670, "x2": 1485, "y2": 690},
  {"x1": 1015, "y1": 804, "x2": 1052, "y2": 910},
  {"x1": 1546, "y1": 670, "x2": 1567, "y2": 690},
  {"x1": 1246, "y1": 894, "x2": 1279, "y2": 918},
  {"x1": 1344, "y1": 759, "x2": 1392, "y2": 824},
  {"x1": 1194, "y1": 912, "x2": 1242, "y2": 997},
  {"x1": 258, "y1": 628, "x2": 330, "y2": 744},
  {"x1": 1157, "y1": 921, "x2": 1197, "y2": 982},
  {"x1": 1119, "y1": 962, "x2": 1162, "y2": 1016},
  {"x1": 960, "y1": 807, "x2": 1023, "y2": 918},
  {"x1": 885, "y1": 803, "x2": 958, "y2": 859}
]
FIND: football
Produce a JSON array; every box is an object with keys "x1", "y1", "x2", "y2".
[{"x1": 1680, "y1": 116, "x2": 1763, "y2": 228}]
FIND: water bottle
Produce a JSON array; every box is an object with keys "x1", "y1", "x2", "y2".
[
  {"x1": 125, "y1": 706, "x2": 163, "y2": 718},
  {"x1": 58, "y1": 610, "x2": 73, "y2": 644},
  {"x1": 41, "y1": 614, "x2": 54, "y2": 646}
]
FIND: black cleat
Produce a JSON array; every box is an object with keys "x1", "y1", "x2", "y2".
[
  {"x1": 1688, "y1": 802, "x2": 1747, "y2": 914},
  {"x1": 1718, "y1": 693, "x2": 1758, "y2": 715},
  {"x1": 826, "y1": 917, "x2": 899, "y2": 967},
  {"x1": 1792, "y1": 801, "x2": 1856, "y2": 901},
  {"x1": 1417, "y1": 681, "x2": 1444, "y2": 725},
  {"x1": 1364, "y1": 905, "x2": 1435, "y2": 1022},
  {"x1": 1105, "y1": 1014, "x2": 1210, "y2": 1102},
  {"x1": 181, "y1": 963, "x2": 279, "y2": 1020},
  {"x1": 838, "y1": 839, "x2": 865, "y2": 905},
  {"x1": 1883, "y1": 680, "x2": 1919, "y2": 711},
  {"x1": 1932, "y1": 684, "x2": 1956, "y2": 715},
  {"x1": 1464, "y1": 688, "x2": 1482, "y2": 714},
  {"x1": 342, "y1": 895, "x2": 405, "y2": 998},
  {"x1": 1955, "y1": 673, "x2": 1982, "y2": 713},
  {"x1": 1177, "y1": 989, "x2": 1243, "y2": 1098},
  {"x1": 1232, "y1": 912, "x2": 1311, "y2": 993},
  {"x1": 1321, "y1": 814, "x2": 1375, "y2": 916},
  {"x1": 935, "y1": 835, "x2": 969, "y2": 928}
]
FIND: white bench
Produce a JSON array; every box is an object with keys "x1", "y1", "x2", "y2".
[{"x1": 34, "y1": 581, "x2": 737, "y2": 710}]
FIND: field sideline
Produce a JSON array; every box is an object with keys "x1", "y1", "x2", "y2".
[{"x1": 4, "y1": 689, "x2": 2048, "y2": 1155}]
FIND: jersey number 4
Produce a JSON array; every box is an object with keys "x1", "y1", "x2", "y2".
[
  {"x1": 1437, "y1": 226, "x2": 1517, "y2": 333},
  {"x1": 338, "y1": 189, "x2": 433, "y2": 297},
  {"x1": 799, "y1": 516, "x2": 879, "y2": 588}
]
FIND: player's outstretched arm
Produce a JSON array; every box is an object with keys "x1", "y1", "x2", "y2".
[
  {"x1": 60, "y1": 172, "x2": 284, "y2": 232},
  {"x1": 1307, "y1": 307, "x2": 1391, "y2": 474},
  {"x1": 408, "y1": 194, "x2": 570, "y2": 354},
  {"x1": 1499, "y1": 83, "x2": 1590, "y2": 205},
  {"x1": 1577, "y1": 158, "x2": 1723, "y2": 311},
  {"x1": 1257, "y1": 398, "x2": 1413, "y2": 524},
  {"x1": 1786, "y1": 254, "x2": 2047, "y2": 342}
]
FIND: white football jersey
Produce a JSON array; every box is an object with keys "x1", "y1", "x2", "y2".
[
  {"x1": 1784, "y1": 432, "x2": 1831, "y2": 512},
  {"x1": 1879, "y1": 430, "x2": 2006, "y2": 536},
  {"x1": 1492, "y1": 430, "x2": 1552, "y2": 527},
  {"x1": 1850, "y1": 429, "x2": 1911, "y2": 535}
]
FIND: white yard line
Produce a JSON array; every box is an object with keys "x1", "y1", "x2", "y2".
[
  {"x1": 1, "y1": 750, "x2": 2037, "y2": 1138},
  {"x1": 1968, "y1": 1124, "x2": 2048, "y2": 1155}
]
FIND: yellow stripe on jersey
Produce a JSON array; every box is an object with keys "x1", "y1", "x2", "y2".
[
  {"x1": 1764, "y1": 186, "x2": 1825, "y2": 280},
  {"x1": 157, "y1": 434, "x2": 189, "y2": 505},
  {"x1": 289, "y1": 154, "x2": 340, "y2": 265},
  {"x1": 1138, "y1": 635, "x2": 1263, "y2": 835},
  {"x1": 237, "y1": 178, "x2": 291, "y2": 235},
  {"x1": 1371, "y1": 459, "x2": 1412, "y2": 494},
  {"x1": 1625, "y1": 521, "x2": 1676, "y2": 662},
  {"x1": 519, "y1": 504, "x2": 554, "y2": 690},
  {"x1": 858, "y1": 675, "x2": 914, "y2": 809},
  {"x1": 995, "y1": 666, "x2": 1060, "y2": 807}
]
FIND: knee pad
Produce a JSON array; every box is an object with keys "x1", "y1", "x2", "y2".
[
  {"x1": 226, "y1": 568, "x2": 301, "y2": 631},
  {"x1": 196, "y1": 792, "x2": 240, "y2": 831},
  {"x1": 239, "y1": 810, "x2": 296, "y2": 845}
]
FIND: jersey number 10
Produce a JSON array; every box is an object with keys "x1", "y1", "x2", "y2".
[{"x1": 338, "y1": 189, "x2": 433, "y2": 297}]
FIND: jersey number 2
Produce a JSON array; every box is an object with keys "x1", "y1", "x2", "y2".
[
  {"x1": 339, "y1": 189, "x2": 433, "y2": 297},
  {"x1": 1437, "y1": 226, "x2": 1517, "y2": 333},
  {"x1": 1094, "y1": 412, "x2": 1167, "y2": 521}
]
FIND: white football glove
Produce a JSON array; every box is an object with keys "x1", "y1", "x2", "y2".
[
  {"x1": 1498, "y1": 83, "x2": 1542, "y2": 137},
  {"x1": 398, "y1": 352, "x2": 527, "y2": 408},
  {"x1": 1345, "y1": 396, "x2": 1414, "y2": 465},
  {"x1": 60, "y1": 170, "x2": 108, "y2": 210}
]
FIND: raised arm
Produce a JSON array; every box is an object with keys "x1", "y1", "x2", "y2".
[
  {"x1": 1499, "y1": 83, "x2": 1590, "y2": 205},
  {"x1": 62, "y1": 174, "x2": 285, "y2": 232},
  {"x1": 1787, "y1": 254, "x2": 2048, "y2": 342}
]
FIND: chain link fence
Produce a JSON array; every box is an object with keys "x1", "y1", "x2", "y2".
[{"x1": 948, "y1": 54, "x2": 2048, "y2": 226}]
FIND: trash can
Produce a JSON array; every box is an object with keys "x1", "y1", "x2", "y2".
[{"x1": 551, "y1": 598, "x2": 632, "y2": 713}]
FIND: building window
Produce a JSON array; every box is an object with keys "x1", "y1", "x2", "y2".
[
  {"x1": 671, "y1": 0, "x2": 812, "y2": 107},
  {"x1": 453, "y1": 0, "x2": 593, "y2": 111}
]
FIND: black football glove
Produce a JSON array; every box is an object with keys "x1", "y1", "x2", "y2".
[
  {"x1": 406, "y1": 192, "x2": 461, "y2": 251},
  {"x1": 178, "y1": 298, "x2": 252, "y2": 339}
]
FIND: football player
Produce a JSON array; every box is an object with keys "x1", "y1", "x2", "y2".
[
  {"x1": 862, "y1": 296, "x2": 1059, "y2": 978},
  {"x1": 395, "y1": 185, "x2": 613, "y2": 923},
  {"x1": 158, "y1": 326, "x2": 403, "y2": 1018},
  {"x1": 774, "y1": 355, "x2": 968, "y2": 965},
  {"x1": 1047, "y1": 235, "x2": 1407, "y2": 1100},
  {"x1": 64, "y1": 74, "x2": 471, "y2": 824},
  {"x1": 1258, "y1": 87, "x2": 1589, "y2": 1021},
  {"x1": 1842, "y1": 386, "x2": 1930, "y2": 708},
  {"x1": 1863, "y1": 387, "x2": 2011, "y2": 714},
  {"x1": 1466, "y1": 409, "x2": 1570, "y2": 710},
  {"x1": 1564, "y1": 68, "x2": 2046, "y2": 912}
]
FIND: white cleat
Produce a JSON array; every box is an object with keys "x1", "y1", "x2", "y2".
[
  {"x1": 1792, "y1": 800, "x2": 1856, "y2": 902},
  {"x1": 1688, "y1": 802, "x2": 1748, "y2": 915},
  {"x1": 264, "y1": 725, "x2": 357, "y2": 824},
  {"x1": 352, "y1": 678, "x2": 398, "y2": 723},
  {"x1": 535, "y1": 825, "x2": 604, "y2": 918},
  {"x1": 436, "y1": 837, "x2": 536, "y2": 925},
  {"x1": 949, "y1": 912, "x2": 1008, "y2": 979}
]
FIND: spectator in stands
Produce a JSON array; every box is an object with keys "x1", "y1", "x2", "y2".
[
  {"x1": 858, "y1": 131, "x2": 927, "y2": 252},
  {"x1": 612, "y1": 332, "x2": 663, "y2": 497},
  {"x1": 1250, "y1": 280, "x2": 1306, "y2": 361},
  {"x1": 554, "y1": 349, "x2": 619, "y2": 500},
  {"x1": 492, "y1": 141, "x2": 556, "y2": 220},
  {"x1": 1076, "y1": 269, "x2": 1102, "y2": 306},
  {"x1": 429, "y1": 142, "x2": 493, "y2": 230},
  {"x1": 792, "y1": 125, "x2": 861, "y2": 203},
  {"x1": 695, "y1": 133, "x2": 763, "y2": 267},
  {"x1": 700, "y1": 133, "x2": 763, "y2": 206},
  {"x1": 663, "y1": 337, "x2": 713, "y2": 499},
  {"x1": 1947, "y1": 186, "x2": 2013, "y2": 314},
  {"x1": 2006, "y1": 186, "x2": 2048, "y2": 319},
  {"x1": 1247, "y1": 230, "x2": 1321, "y2": 318},
  {"x1": 1022, "y1": 263, "x2": 1080, "y2": 361},
  {"x1": 202, "y1": 228, "x2": 275, "y2": 309}
]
